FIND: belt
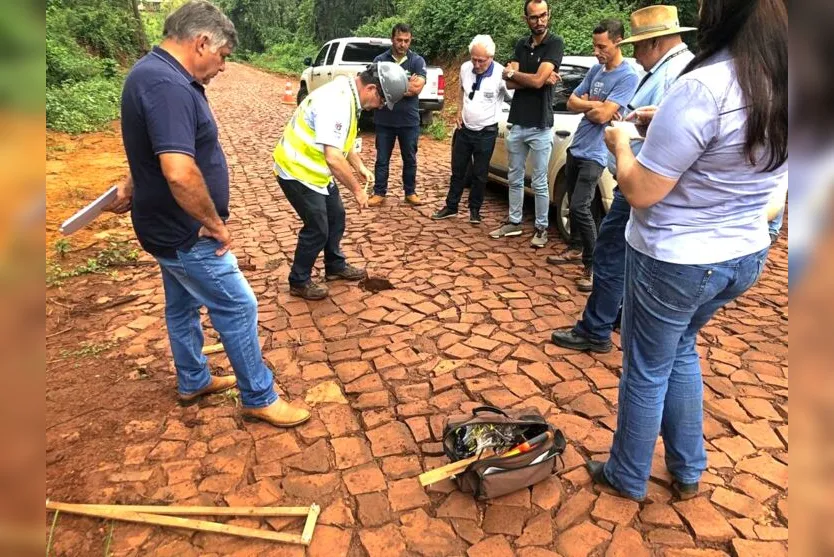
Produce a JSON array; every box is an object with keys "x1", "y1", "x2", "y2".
[{"x1": 463, "y1": 124, "x2": 498, "y2": 133}]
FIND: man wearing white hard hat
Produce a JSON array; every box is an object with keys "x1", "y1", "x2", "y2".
[{"x1": 273, "y1": 61, "x2": 409, "y2": 300}]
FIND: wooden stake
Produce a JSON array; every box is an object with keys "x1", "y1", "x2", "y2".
[
  {"x1": 45, "y1": 501, "x2": 317, "y2": 546},
  {"x1": 418, "y1": 452, "x2": 491, "y2": 486},
  {"x1": 300, "y1": 503, "x2": 320, "y2": 545},
  {"x1": 47, "y1": 503, "x2": 311, "y2": 517},
  {"x1": 202, "y1": 343, "x2": 225, "y2": 355}
]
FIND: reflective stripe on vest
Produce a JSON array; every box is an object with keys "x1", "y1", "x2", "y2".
[{"x1": 272, "y1": 80, "x2": 358, "y2": 189}]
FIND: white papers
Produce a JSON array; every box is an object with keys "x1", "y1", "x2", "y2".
[
  {"x1": 611, "y1": 120, "x2": 644, "y2": 140},
  {"x1": 59, "y1": 185, "x2": 119, "y2": 236}
]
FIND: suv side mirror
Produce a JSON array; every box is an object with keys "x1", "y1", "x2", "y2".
[{"x1": 304, "y1": 57, "x2": 313, "y2": 66}]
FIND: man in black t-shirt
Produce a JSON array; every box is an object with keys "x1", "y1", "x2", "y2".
[{"x1": 489, "y1": 0, "x2": 564, "y2": 248}]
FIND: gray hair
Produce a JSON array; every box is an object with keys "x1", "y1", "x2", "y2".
[
  {"x1": 469, "y1": 35, "x2": 496, "y2": 57},
  {"x1": 163, "y1": 1, "x2": 238, "y2": 50}
]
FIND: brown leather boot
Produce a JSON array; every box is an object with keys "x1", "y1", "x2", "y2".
[
  {"x1": 289, "y1": 281, "x2": 328, "y2": 300},
  {"x1": 367, "y1": 194, "x2": 386, "y2": 207},
  {"x1": 241, "y1": 399, "x2": 311, "y2": 427},
  {"x1": 405, "y1": 194, "x2": 424, "y2": 206},
  {"x1": 178, "y1": 375, "x2": 237, "y2": 405}
]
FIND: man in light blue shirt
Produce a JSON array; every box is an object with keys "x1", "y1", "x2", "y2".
[
  {"x1": 551, "y1": 5, "x2": 695, "y2": 353},
  {"x1": 562, "y1": 19, "x2": 639, "y2": 291}
]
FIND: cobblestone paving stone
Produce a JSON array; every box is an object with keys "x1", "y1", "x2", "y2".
[{"x1": 54, "y1": 64, "x2": 788, "y2": 556}]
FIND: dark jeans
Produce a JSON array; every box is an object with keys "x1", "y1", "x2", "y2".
[
  {"x1": 574, "y1": 188, "x2": 631, "y2": 342},
  {"x1": 445, "y1": 126, "x2": 498, "y2": 213},
  {"x1": 278, "y1": 177, "x2": 347, "y2": 286},
  {"x1": 566, "y1": 151, "x2": 604, "y2": 269},
  {"x1": 374, "y1": 124, "x2": 420, "y2": 196}
]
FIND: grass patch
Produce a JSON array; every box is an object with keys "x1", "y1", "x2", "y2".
[
  {"x1": 60, "y1": 340, "x2": 119, "y2": 359},
  {"x1": 46, "y1": 77, "x2": 123, "y2": 135},
  {"x1": 47, "y1": 241, "x2": 140, "y2": 286},
  {"x1": 245, "y1": 42, "x2": 318, "y2": 76},
  {"x1": 422, "y1": 118, "x2": 449, "y2": 141}
]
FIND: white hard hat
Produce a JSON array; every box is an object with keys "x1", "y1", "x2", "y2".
[{"x1": 371, "y1": 61, "x2": 408, "y2": 110}]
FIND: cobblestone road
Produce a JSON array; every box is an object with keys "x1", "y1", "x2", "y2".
[{"x1": 46, "y1": 63, "x2": 788, "y2": 557}]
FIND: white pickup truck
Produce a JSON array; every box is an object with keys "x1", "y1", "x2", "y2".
[{"x1": 298, "y1": 37, "x2": 445, "y2": 125}]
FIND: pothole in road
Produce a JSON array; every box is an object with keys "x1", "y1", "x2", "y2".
[{"x1": 359, "y1": 277, "x2": 395, "y2": 293}]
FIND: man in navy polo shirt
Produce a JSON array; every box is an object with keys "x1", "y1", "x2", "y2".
[
  {"x1": 109, "y1": 0, "x2": 309, "y2": 428},
  {"x1": 368, "y1": 23, "x2": 428, "y2": 207}
]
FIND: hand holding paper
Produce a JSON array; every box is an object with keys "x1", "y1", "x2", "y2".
[{"x1": 610, "y1": 120, "x2": 645, "y2": 140}]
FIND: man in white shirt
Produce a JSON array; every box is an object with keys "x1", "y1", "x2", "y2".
[{"x1": 431, "y1": 35, "x2": 511, "y2": 224}]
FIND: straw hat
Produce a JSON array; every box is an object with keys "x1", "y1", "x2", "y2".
[{"x1": 619, "y1": 5, "x2": 697, "y2": 45}]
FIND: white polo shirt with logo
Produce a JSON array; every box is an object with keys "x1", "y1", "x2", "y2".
[{"x1": 460, "y1": 60, "x2": 512, "y2": 131}]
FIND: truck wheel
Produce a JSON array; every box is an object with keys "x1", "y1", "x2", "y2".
[
  {"x1": 553, "y1": 175, "x2": 604, "y2": 241},
  {"x1": 296, "y1": 84, "x2": 308, "y2": 105},
  {"x1": 420, "y1": 111, "x2": 434, "y2": 126}
]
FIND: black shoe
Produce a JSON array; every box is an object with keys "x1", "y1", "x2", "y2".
[
  {"x1": 672, "y1": 480, "x2": 699, "y2": 500},
  {"x1": 469, "y1": 210, "x2": 481, "y2": 224},
  {"x1": 431, "y1": 206, "x2": 457, "y2": 220},
  {"x1": 289, "y1": 281, "x2": 328, "y2": 300},
  {"x1": 325, "y1": 264, "x2": 368, "y2": 281},
  {"x1": 587, "y1": 460, "x2": 645, "y2": 502},
  {"x1": 550, "y1": 328, "x2": 612, "y2": 353}
]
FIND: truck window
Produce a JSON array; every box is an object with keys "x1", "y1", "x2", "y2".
[
  {"x1": 313, "y1": 44, "x2": 330, "y2": 67},
  {"x1": 326, "y1": 43, "x2": 338, "y2": 65},
  {"x1": 342, "y1": 42, "x2": 390, "y2": 63},
  {"x1": 553, "y1": 66, "x2": 588, "y2": 112}
]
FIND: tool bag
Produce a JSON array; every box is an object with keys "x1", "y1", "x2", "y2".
[{"x1": 441, "y1": 405, "x2": 566, "y2": 500}]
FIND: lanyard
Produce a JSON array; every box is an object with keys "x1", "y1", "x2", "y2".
[{"x1": 628, "y1": 48, "x2": 689, "y2": 111}]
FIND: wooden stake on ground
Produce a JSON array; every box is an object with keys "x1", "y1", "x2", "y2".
[
  {"x1": 47, "y1": 503, "x2": 312, "y2": 517},
  {"x1": 45, "y1": 501, "x2": 320, "y2": 546},
  {"x1": 418, "y1": 452, "x2": 492, "y2": 486},
  {"x1": 202, "y1": 343, "x2": 225, "y2": 355}
]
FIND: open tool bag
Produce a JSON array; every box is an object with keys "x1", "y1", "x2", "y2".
[{"x1": 441, "y1": 405, "x2": 566, "y2": 500}]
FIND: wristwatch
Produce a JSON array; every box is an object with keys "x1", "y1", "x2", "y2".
[{"x1": 506, "y1": 69, "x2": 515, "y2": 80}]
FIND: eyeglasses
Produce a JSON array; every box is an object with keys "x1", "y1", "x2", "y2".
[
  {"x1": 526, "y1": 12, "x2": 549, "y2": 22},
  {"x1": 376, "y1": 85, "x2": 387, "y2": 105}
]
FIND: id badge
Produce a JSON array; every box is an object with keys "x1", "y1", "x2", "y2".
[{"x1": 354, "y1": 137, "x2": 363, "y2": 152}]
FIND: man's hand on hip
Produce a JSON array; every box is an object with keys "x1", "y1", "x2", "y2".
[{"x1": 198, "y1": 222, "x2": 232, "y2": 256}]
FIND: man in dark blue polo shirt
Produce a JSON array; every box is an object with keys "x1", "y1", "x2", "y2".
[
  {"x1": 110, "y1": 0, "x2": 308, "y2": 428},
  {"x1": 368, "y1": 23, "x2": 428, "y2": 207}
]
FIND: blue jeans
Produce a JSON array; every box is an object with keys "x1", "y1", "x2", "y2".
[
  {"x1": 154, "y1": 238, "x2": 278, "y2": 409},
  {"x1": 575, "y1": 188, "x2": 630, "y2": 341},
  {"x1": 604, "y1": 244, "x2": 769, "y2": 499},
  {"x1": 506, "y1": 125, "x2": 552, "y2": 229},
  {"x1": 374, "y1": 124, "x2": 419, "y2": 196}
]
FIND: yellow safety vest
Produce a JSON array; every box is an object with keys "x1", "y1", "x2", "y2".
[{"x1": 273, "y1": 78, "x2": 359, "y2": 189}]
